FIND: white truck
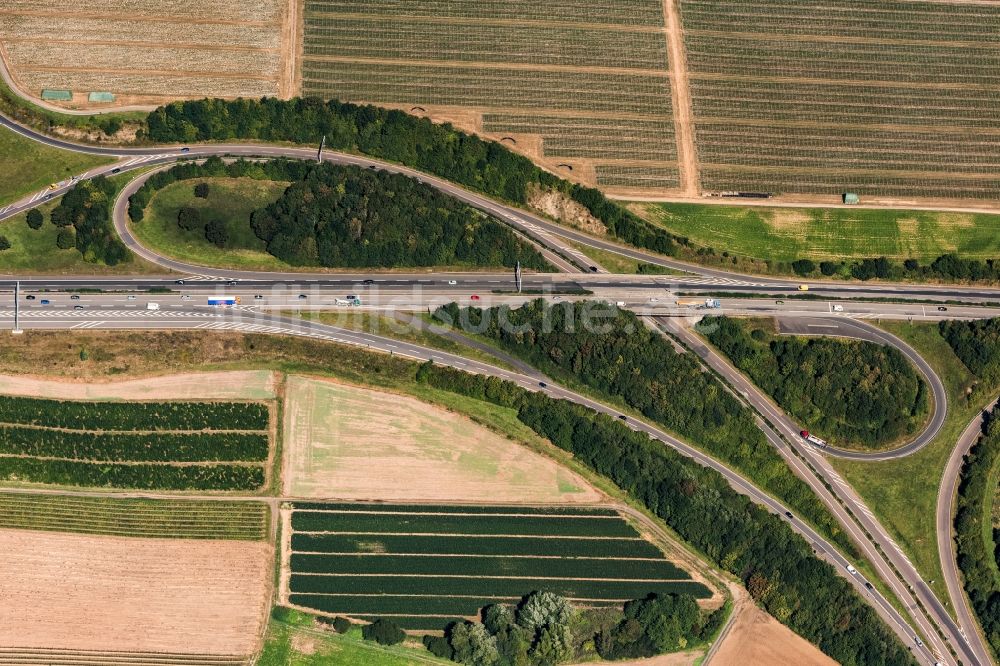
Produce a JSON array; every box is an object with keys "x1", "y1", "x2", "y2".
[
  {"x1": 800, "y1": 430, "x2": 827, "y2": 447},
  {"x1": 146, "y1": 302, "x2": 160, "y2": 311}
]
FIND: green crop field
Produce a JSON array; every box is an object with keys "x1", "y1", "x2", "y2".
[
  {"x1": 287, "y1": 503, "x2": 710, "y2": 630},
  {"x1": 0, "y1": 491, "x2": 268, "y2": 540},
  {"x1": 0, "y1": 395, "x2": 272, "y2": 491},
  {"x1": 132, "y1": 177, "x2": 291, "y2": 271},
  {"x1": 680, "y1": 0, "x2": 1000, "y2": 199},
  {"x1": 0, "y1": 125, "x2": 112, "y2": 205},
  {"x1": 301, "y1": 0, "x2": 678, "y2": 191},
  {"x1": 635, "y1": 202, "x2": 1000, "y2": 262}
]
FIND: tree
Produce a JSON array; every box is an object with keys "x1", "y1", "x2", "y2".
[
  {"x1": 177, "y1": 207, "x2": 202, "y2": 231},
  {"x1": 0, "y1": 236, "x2": 9, "y2": 251},
  {"x1": 819, "y1": 261, "x2": 839, "y2": 276},
  {"x1": 516, "y1": 591, "x2": 573, "y2": 632},
  {"x1": 204, "y1": 218, "x2": 229, "y2": 248},
  {"x1": 26, "y1": 209, "x2": 43, "y2": 230},
  {"x1": 56, "y1": 229, "x2": 75, "y2": 250},
  {"x1": 361, "y1": 618, "x2": 405, "y2": 645},
  {"x1": 482, "y1": 604, "x2": 514, "y2": 634},
  {"x1": 194, "y1": 182, "x2": 210, "y2": 198}
]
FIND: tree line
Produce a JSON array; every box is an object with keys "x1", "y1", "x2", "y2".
[
  {"x1": 702, "y1": 316, "x2": 928, "y2": 449},
  {"x1": 47, "y1": 176, "x2": 129, "y2": 265},
  {"x1": 143, "y1": 97, "x2": 685, "y2": 258},
  {"x1": 786, "y1": 254, "x2": 1000, "y2": 284},
  {"x1": 953, "y1": 405, "x2": 1000, "y2": 656},
  {"x1": 431, "y1": 300, "x2": 853, "y2": 554},
  {"x1": 415, "y1": 361, "x2": 914, "y2": 666},
  {"x1": 940, "y1": 318, "x2": 1000, "y2": 393}
]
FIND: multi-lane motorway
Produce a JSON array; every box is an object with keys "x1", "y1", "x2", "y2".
[{"x1": 2, "y1": 108, "x2": 998, "y2": 665}]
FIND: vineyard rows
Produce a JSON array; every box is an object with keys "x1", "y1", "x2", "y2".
[
  {"x1": 291, "y1": 511, "x2": 638, "y2": 537},
  {"x1": 0, "y1": 396, "x2": 270, "y2": 431},
  {"x1": 680, "y1": 0, "x2": 1000, "y2": 198},
  {"x1": 0, "y1": 16, "x2": 280, "y2": 48},
  {"x1": 22, "y1": 72, "x2": 277, "y2": 98},
  {"x1": 286, "y1": 504, "x2": 708, "y2": 630},
  {"x1": 301, "y1": 0, "x2": 677, "y2": 191},
  {"x1": 596, "y1": 165, "x2": 680, "y2": 188},
  {"x1": 304, "y1": 0, "x2": 665, "y2": 25},
  {"x1": 2, "y1": 0, "x2": 283, "y2": 21},
  {"x1": 293, "y1": 503, "x2": 619, "y2": 515},
  {"x1": 0, "y1": 492, "x2": 268, "y2": 540},
  {"x1": 291, "y1": 553, "x2": 689, "y2": 580},
  {"x1": 0, "y1": 427, "x2": 268, "y2": 463},
  {"x1": 292, "y1": 532, "x2": 662, "y2": 558},
  {"x1": 0, "y1": 458, "x2": 264, "y2": 491},
  {"x1": 303, "y1": 18, "x2": 667, "y2": 70}
]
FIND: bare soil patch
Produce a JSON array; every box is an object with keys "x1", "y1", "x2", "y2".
[
  {"x1": 0, "y1": 528, "x2": 271, "y2": 656},
  {"x1": 710, "y1": 603, "x2": 835, "y2": 666},
  {"x1": 282, "y1": 375, "x2": 602, "y2": 503},
  {"x1": 568, "y1": 652, "x2": 700, "y2": 666},
  {"x1": 528, "y1": 186, "x2": 606, "y2": 236},
  {"x1": 0, "y1": 370, "x2": 276, "y2": 401}
]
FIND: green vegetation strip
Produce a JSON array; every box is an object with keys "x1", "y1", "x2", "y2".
[
  {"x1": 0, "y1": 458, "x2": 264, "y2": 491},
  {"x1": 349, "y1": 615, "x2": 467, "y2": 632},
  {"x1": 291, "y1": 533, "x2": 662, "y2": 558},
  {"x1": 0, "y1": 427, "x2": 268, "y2": 462},
  {"x1": 291, "y1": 553, "x2": 688, "y2": 580},
  {"x1": 290, "y1": 595, "x2": 611, "y2": 618},
  {"x1": 291, "y1": 511, "x2": 637, "y2": 537},
  {"x1": 0, "y1": 395, "x2": 269, "y2": 431},
  {"x1": 701, "y1": 316, "x2": 928, "y2": 450},
  {"x1": 290, "y1": 577, "x2": 709, "y2": 601},
  {"x1": 0, "y1": 123, "x2": 112, "y2": 205},
  {"x1": 0, "y1": 492, "x2": 268, "y2": 540}
]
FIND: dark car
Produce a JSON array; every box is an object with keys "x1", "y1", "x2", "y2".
[
  {"x1": 784, "y1": 511, "x2": 793, "y2": 519},
  {"x1": 362, "y1": 279, "x2": 375, "y2": 285},
  {"x1": 617, "y1": 414, "x2": 627, "y2": 421},
  {"x1": 25, "y1": 295, "x2": 35, "y2": 300},
  {"x1": 70, "y1": 295, "x2": 80, "y2": 300},
  {"x1": 254, "y1": 294, "x2": 264, "y2": 300},
  {"x1": 298, "y1": 294, "x2": 307, "y2": 299},
  {"x1": 937, "y1": 306, "x2": 948, "y2": 311},
  {"x1": 589, "y1": 265, "x2": 599, "y2": 272},
  {"x1": 538, "y1": 382, "x2": 547, "y2": 388},
  {"x1": 73, "y1": 305, "x2": 85, "y2": 310},
  {"x1": 864, "y1": 582, "x2": 873, "y2": 590},
  {"x1": 175, "y1": 280, "x2": 185, "y2": 285},
  {"x1": 180, "y1": 147, "x2": 190, "y2": 153},
  {"x1": 40, "y1": 299, "x2": 50, "y2": 305},
  {"x1": 111, "y1": 167, "x2": 121, "y2": 174},
  {"x1": 227, "y1": 280, "x2": 238, "y2": 286}
]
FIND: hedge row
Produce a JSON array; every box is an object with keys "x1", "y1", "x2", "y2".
[
  {"x1": 0, "y1": 395, "x2": 270, "y2": 431},
  {"x1": 289, "y1": 575, "x2": 712, "y2": 601},
  {"x1": 0, "y1": 458, "x2": 265, "y2": 490},
  {"x1": 0, "y1": 426, "x2": 268, "y2": 462},
  {"x1": 289, "y1": 553, "x2": 688, "y2": 581},
  {"x1": 291, "y1": 533, "x2": 663, "y2": 559},
  {"x1": 290, "y1": 511, "x2": 637, "y2": 538}
]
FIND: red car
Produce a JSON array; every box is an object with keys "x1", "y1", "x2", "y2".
[{"x1": 470, "y1": 294, "x2": 481, "y2": 301}]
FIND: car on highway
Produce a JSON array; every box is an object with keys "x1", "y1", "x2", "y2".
[
  {"x1": 175, "y1": 280, "x2": 185, "y2": 285},
  {"x1": 254, "y1": 294, "x2": 264, "y2": 300},
  {"x1": 362, "y1": 279, "x2": 375, "y2": 285},
  {"x1": 73, "y1": 305, "x2": 84, "y2": 310},
  {"x1": 832, "y1": 304, "x2": 844, "y2": 312},
  {"x1": 447, "y1": 280, "x2": 457, "y2": 285},
  {"x1": 70, "y1": 295, "x2": 80, "y2": 300},
  {"x1": 127, "y1": 295, "x2": 136, "y2": 300},
  {"x1": 180, "y1": 147, "x2": 190, "y2": 153},
  {"x1": 775, "y1": 300, "x2": 784, "y2": 305},
  {"x1": 25, "y1": 295, "x2": 35, "y2": 301},
  {"x1": 227, "y1": 280, "x2": 238, "y2": 286},
  {"x1": 47, "y1": 183, "x2": 59, "y2": 191},
  {"x1": 797, "y1": 284, "x2": 809, "y2": 291},
  {"x1": 111, "y1": 167, "x2": 121, "y2": 174},
  {"x1": 937, "y1": 306, "x2": 948, "y2": 311},
  {"x1": 617, "y1": 414, "x2": 627, "y2": 421},
  {"x1": 784, "y1": 511, "x2": 793, "y2": 519},
  {"x1": 39, "y1": 299, "x2": 50, "y2": 305},
  {"x1": 846, "y1": 564, "x2": 858, "y2": 574},
  {"x1": 538, "y1": 382, "x2": 547, "y2": 388},
  {"x1": 589, "y1": 266, "x2": 599, "y2": 272},
  {"x1": 298, "y1": 294, "x2": 307, "y2": 299},
  {"x1": 470, "y1": 294, "x2": 480, "y2": 301},
  {"x1": 865, "y1": 582, "x2": 873, "y2": 590},
  {"x1": 181, "y1": 295, "x2": 191, "y2": 300}
]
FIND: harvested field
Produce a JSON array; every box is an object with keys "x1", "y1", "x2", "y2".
[
  {"x1": 710, "y1": 602, "x2": 836, "y2": 666},
  {"x1": 285, "y1": 503, "x2": 712, "y2": 631},
  {"x1": 0, "y1": 528, "x2": 270, "y2": 657},
  {"x1": 0, "y1": 370, "x2": 276, "y2": 401},
  {"x1": 282, "y1": 375, "x2": 601, "y2": 504},
  {"x1": 0, "y1": 0, "x2": 286, "y2": 105},
  {"x1": 681, "y1": 0, "x2": 1000, "y2": 199},
  {"x1": 300, "y1": 0, "x2": 680, "y2": 193}
]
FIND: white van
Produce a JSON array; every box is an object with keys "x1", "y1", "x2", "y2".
[
  {"x1": 146, "y1": 302, "x2": 160, "y2": 311},
  {"x1": 832, "y1": 304, "x2": 844, "y2": 312}
]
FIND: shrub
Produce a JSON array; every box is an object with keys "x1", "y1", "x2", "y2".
[
  {"x1": 204, "y1": 218, "x2": 229, "y2": 248},
  {"x1": 177, "y1": 207, "x2": 202, "y2": 231},
  {"x1": 791, "y1": 258, "x2": 815, "y2": 276},
  {"x1": 820, "y1": 261, "x2": 839, "y2": 276},
  {"x1": 55, "y1": 229, "x2": 75, "y2": 250},
  {"x1": 332, "y1": 616, "x2": 351, "y2": 634},
  {"x1": 194, "y1": 182, "x2": 210, "y2": 198},
  {"x1": 362, "y1": 618, "x2": 405, "y2": 645},
  {"x1": 25, "y1": 209, "x2": 43, "y2": 229},
  {"x1": 0, "y1": 236, "x2": 9, "y2": 251}
]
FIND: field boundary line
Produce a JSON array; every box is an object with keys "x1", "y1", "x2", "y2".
[
  {"x1": 291, "y1": 551, "x2": 671, "y2": 562},
  {"x1": 302, "y1": 11, "x2": 666, "y2": 34},
  {"x1": 19, "y1": 66, "x2": 278, "y2": 82},
  {"x1": 295, "y1": 531, "x2": 642, "y2": 540},
  {"x1": 300, "y1": 54, "x2": 670, "y2": 78},
  {"x1": 0, "y1": 8, "x2": 278, "y2": 27},
  {"x1": 293, "y1": 573, "x2": 690, "y2": 582},
  {"x1": 661, "y1": 0, "x2": 699, "y2": 195},
  {"x1": 690, "y1": 71, "x2": 1000, "y2": 93},
  {"x1": 686, "y1": 28, "x2": 1000, "y2": 50},
  {"x1": 0, "y1": 37, "x2": 279, "y2": 54}
]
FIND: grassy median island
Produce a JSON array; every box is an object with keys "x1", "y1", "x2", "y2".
[
  {"x1": 0, "y1": 126, "x2": 113, "y2": 205},
  {"x1": 132, "y1": 176, "x2": 292, "y2": 271},
  {"x1": 830, "y1": 320, "x2": 1000, "y2": 605},
  {"x1": 701, "y1": 316, "x2": 929, "y2": 451}
]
